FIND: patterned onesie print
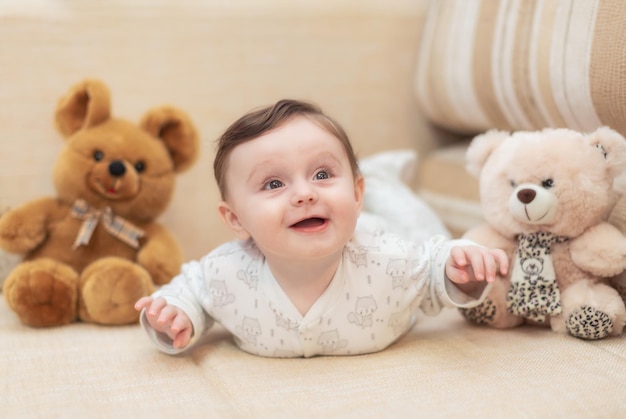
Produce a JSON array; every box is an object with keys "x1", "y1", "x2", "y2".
[{"x1": 140, "y1": 226, "x2": 491, "y2": 358}]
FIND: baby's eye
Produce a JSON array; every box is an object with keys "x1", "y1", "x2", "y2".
[
  {"x1": 264, "y1": 179, "x2": 284, "y2": 190},
  {"x1": 315, "y1": 170, "x2": 330, "y2": 180}
]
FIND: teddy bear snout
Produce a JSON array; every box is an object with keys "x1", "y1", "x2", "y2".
[
  {"x1": 108, "y1": 161, "x2": 126, "y2": 177},
  {"x1": 508, "y1": 183, "x2": 558, "y2": 224}
]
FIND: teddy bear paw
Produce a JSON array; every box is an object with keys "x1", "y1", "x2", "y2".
[
  {"x1": 79, "y1": 258, "x2": 154, "y2": 325},
  {"x1": 3, "y1": 259, "x2": 78, "y2": 327},
  {"x1": 565, "y1": 305, "x2": 613, "y2": 340},
  {"x1": 460, "y1": 298, "x2": 497, "y2": 325}
]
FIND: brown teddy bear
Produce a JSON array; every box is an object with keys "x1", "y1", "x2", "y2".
[
  {"x1": 460, "y1": 127, "x2": 626, "y2": 340},
  {"x1": 0, "y1": 79, "x2": 200, "y2": 327}
]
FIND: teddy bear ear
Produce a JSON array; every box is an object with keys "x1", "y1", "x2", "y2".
[
  {"x1": 54, "y1": 79, "x2": 112, "y2": 137},
  {"x1": 586, "y1": 126, "x2": 626, "y2": 178},
  {"x1": 465, "y1": 129, "x2": 510, "y2": 177},
  {"x1": 140, "y1": 106, "x2": 200, "y2": 173}
]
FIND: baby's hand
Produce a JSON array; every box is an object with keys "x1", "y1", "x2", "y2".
[
  {"x1": 135, "y1": 296, "x2": 193, "y2": 349},
  {"x1": 446, "y1": 245, "x2": 509, "y2": 285}
]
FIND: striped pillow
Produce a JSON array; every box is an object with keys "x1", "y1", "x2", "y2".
[{"x1": 414, "y1": 0, "x2": 626, "y2": 136}]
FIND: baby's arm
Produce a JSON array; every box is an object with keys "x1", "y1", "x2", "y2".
[
  {"x1": 445, "y1": 245, "x2": 509, "y2": 295},
  {"x1": 135, "y1": 296, "x2": 193, "y2": 349}
]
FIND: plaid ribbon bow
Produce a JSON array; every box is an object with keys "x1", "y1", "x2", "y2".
[
  {"x1": 506, "y1": 232, "x2": 568, "y2": 323},
  {"x1": 71, "y1": 199, "x2": 145, "y2": 249}
]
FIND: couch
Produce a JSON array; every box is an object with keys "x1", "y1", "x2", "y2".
[{"x1": 2, "y1": 1, "x2": 626, "y2": 417}]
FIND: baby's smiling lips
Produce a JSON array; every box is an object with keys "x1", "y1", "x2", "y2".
[{"x1": 290, "y1": 217, "x2": 328, "y2": 232}]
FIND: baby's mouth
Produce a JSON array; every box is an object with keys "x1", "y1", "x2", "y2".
[{"x1": 290, "y1": 217, "x2": 328, "y2": 230}]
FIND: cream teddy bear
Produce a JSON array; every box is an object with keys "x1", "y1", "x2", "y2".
[{"x1": 460, "y1": 127, "x2": 626, "y2": 340}]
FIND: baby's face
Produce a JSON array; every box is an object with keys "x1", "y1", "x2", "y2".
[{"x1": 219, "y1": 116, "x2": 363, "y2": 264}]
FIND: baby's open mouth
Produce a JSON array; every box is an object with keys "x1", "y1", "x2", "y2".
[{"x1": 290, "y1": 217, "x2": 327, "y2": 229}]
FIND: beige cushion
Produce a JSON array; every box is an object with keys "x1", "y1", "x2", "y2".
[{"x1": 415, "y1": 0, "x2": 626, "y2": 136}]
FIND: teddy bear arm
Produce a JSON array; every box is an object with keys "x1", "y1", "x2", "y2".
[
  {"x1": 570, "y1": 222, "x2": 626, "y2": 277},
  {"x1": 137, "y1": 223, "x2": 184, "y2": 285},
  {"x1": 0, "y1": 197, "x2": 63, "y2": 254}
]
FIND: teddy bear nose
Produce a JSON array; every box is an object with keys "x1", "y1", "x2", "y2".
[
  {"x1": 108, "y1": 161, "x2": 126, "y2": 177},
  {"x1": 517, "y1": 188, "x2": 536, "y2": 204}
]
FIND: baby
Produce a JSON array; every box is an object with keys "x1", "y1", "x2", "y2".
[{"x1": 135, "y1": 99, "x2": 508, "y2": 358}]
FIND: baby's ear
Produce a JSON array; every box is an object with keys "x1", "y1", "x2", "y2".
[
  {"x1": 217, "y1": 202, "x2": 251, "y2": 241},
  {"x1": 465, "y1": 130, "x2": 509, "y2": 177},
  {"x1": 354, "y1": 175, "x2": 365, "y2": 210}
]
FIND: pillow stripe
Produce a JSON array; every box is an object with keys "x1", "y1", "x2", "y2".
[
  {"x1": 447, "y1": 1, "x2": 488, "y2": 127},
  {"x1": 590, "y1": 0, "x2": 626, "y2": 136},
  {"x1": 531, "y1": 0, "x2": 566, "y2": 128},
  {"x1": 511, "y1": 0, "x2": 547, "y2": 130},
  {"x1": 550, "y1": 0, "x2": 601, "y2": 131},
  {"x1": 431, "y1": 1, "x2": 462, "y2": 128},
  {"x1": 472, "y1": 0, "x2": 508, "y2": 129},
  {"x1": 493, "y1": 0, "x2": 530, "y2": 129},
  {"x1": 416, "y1": 1, "x2": 487, "y2": 132}
]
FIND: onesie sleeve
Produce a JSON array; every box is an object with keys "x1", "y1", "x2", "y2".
[
  {"x1": 419, "y1": 236, "x2": 493, "y2": 316},
  {"x1": 140, "y1": 259, "x2": 215, "y2": 355}
]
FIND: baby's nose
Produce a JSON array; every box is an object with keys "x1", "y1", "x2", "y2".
[{"x1": 291, "y1": 182, "x2": 318, "y2": 205}]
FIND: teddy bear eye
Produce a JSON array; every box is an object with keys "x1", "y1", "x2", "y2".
[
  {"x1": 93, "y1": 150, "x2": 104, "y2": 161},
  {"x1": 595, "y1": 144, "x2": 608, "y2": 159},
  {"x1": 510, "y1": 180, "x2": 517, "y2": 188},
  {"x1": 134, "y1": 161, "x2": 146, "y2": 173},
  {"x1": 542, "y1": 179, "x2": 554, "y2": 188}
]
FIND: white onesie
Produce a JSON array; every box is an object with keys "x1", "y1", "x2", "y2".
[{"x1": 140, "y1": 224, "x2": 490, "y2": 358}]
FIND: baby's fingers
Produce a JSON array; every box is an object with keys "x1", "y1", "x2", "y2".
[
  {"x1": 173, "y1": 327, "x2": 193, "y2": 349},
  {"x1": 480, "y1": 249, "x2": 509, "y2": 282},
  {"x1": 171, "y1": 313, "x2": 191, "y2": 333},
  {"x1": 467, "y1": 249, "x2": 487, "y2": 281},
  {"x1": 134, "y1": 296, "x2": 153, "y2": 311},
  {"x1": 146, "y1": 297, "x2": 168, "y2": 318},
  {"x1": 482, "y1": 252, "x2": 499, "y2": 282},
  {"x1": 494, "y1": 249, "x2": 510, "y2": 275},
  {"x1": 156, "y1": 305, "x2": 180, "y2": 326}
]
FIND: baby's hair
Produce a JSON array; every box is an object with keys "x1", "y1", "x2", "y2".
[{"x1": 214, "y1": 99, "x2": 360, "y2": 200}]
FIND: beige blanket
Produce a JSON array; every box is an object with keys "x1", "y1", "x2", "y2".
[{"x1": 2, "y1": 297, "x2": 625, "y2": 417}]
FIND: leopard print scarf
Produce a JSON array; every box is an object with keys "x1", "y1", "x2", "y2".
[{"x1": 506, "y1": 232, "x2": 569, "y2": 323}]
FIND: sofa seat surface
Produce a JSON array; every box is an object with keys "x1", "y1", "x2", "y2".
[{"x1": 2, "y1": 297, "x2": 626, "y2": 418}]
